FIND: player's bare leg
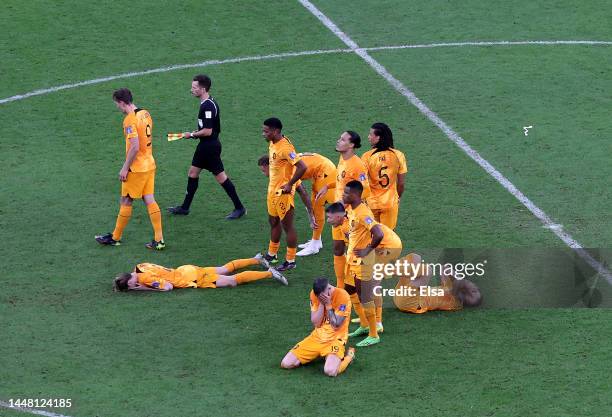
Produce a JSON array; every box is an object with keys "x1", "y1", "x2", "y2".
[
  {"x1": 168, "y1": 166, "x2": 202, "y2": 215},
  {"x1": 324, "y1": 349, "x2": 355, "y2": 377},
  {"x1": 276, "y1": 207, "x2": 297, "y2": 271},
  {"x1": 143, "y1": 193, "x2": 165, "y2": 250},
  {"x1": 96, "y1": 195, "x2": 133, "y2": 246},
  {"x1": 280, "y1": 351, "x2": 301, "y2": 369}
]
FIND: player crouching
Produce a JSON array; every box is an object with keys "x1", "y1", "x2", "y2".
[
  {"x1": 113, "y1": 254, "x2": 287, "y2": 291},
  {"x1": 281, "y1": 277, "x2": 355, "y2": 377}
]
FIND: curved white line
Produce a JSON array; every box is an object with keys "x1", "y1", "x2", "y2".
[{"x1": 1, "y1": 40, "x2": 610, "y2": 105}]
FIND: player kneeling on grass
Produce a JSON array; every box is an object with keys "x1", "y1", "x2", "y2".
[
  {"x1": 393, "y1": 253, "x2": 482, "y2": 313},
  {"x1": 281, "y1": 277, "x2": 355, "y2": 377},
  {"x1": 113, "y1": 254, "x2": 287, "y2": 291}
]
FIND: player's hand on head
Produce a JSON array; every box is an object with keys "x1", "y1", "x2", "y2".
[{"x1": 319, "y1": 292, "x2": 331, "y2": 306}]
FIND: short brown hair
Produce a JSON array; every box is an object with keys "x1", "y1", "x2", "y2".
[
  {"x1": 113, "y1": 273, "x2": 132, "y2": 292},
  {"x1": 112, "y1": 88, "x2": 133, "y2": 104},
  {"x1": 193, "y1": 74, "x2": 212, "y2": 91},
  {"x1": 257, "y1": 154, "x2": 270, "y2": 166}
]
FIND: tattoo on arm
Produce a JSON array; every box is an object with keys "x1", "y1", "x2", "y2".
[{"x1": 327, "y1": 309, "x2": 346, "y2": 328}]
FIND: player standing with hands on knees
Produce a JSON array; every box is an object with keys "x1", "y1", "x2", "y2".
[{"x1": 167, "y1": 74, "x2": 246, "y2": 219}]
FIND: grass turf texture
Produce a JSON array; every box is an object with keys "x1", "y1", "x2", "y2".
[{"x1": 1, "y1": 0, "x2": 611, "y2": 416}]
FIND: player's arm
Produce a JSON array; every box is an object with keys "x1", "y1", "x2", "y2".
[
  {"x1": 119, "y1": 137, "x2": 139, "y2": 181},
  {"x1": 397, "y1": 173, "x2": 406, "y2": 199},
  {"x1": 326, "y1": 306, "x2": 346, "y2": 328},
  {"x1": 132, "y1": 282, "x2": 173, "y2": 291},
  {"x1": 311, "y1": 300, "x2": 325, "y2": 327},
  {"x1": 287, "y1": 160, "x2": 307, "y2": 187},
  {"x1": 296, "y1": 183, "x2": 318, "y2": 230},
  {"x1": 353, "y1": 224, "x2": 384, "y2": 258}
]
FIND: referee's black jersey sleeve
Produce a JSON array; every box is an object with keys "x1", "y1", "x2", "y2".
[{"x1": 197, "y1": 98, "x2": 221, "y2": 137}]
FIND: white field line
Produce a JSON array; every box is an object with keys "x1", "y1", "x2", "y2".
[
  {"x1": 1, "y1": 40, "x2": 610, "y2": 106},
  {"x1": 0, "y1": 401, "x2": 74, "y2": 417},
  {"x1": 0, "y1": 48, "x2": 351, "y2": 105},
  {"x1": 297, "y1": 0, "x2": 612, "y2": 283}
]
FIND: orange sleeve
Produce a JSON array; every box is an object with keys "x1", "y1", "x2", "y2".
[
  {"x1": 358, "y1": 210, "x2": 378, "y2": 232},
  {"x1": 123, "y1": 115, "x2": 138, "y2": 140},
  {"x1": 137, "y1": 273, "x2": 167, "y2": 289},
  {"x1": 285, "y1": 144, "x2": 301, "y2": 166},
  {"x1": 333, "y1": 291, "x2": 351, "y2": 317},
  {"x1": 310, "y1": 290, "x2": 320, "y2": 312},
  {"x1": 397, "y1": 151, "x2": 408, "y2": 174}
]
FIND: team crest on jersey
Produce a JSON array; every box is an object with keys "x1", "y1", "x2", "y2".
[
  {"x1": 272, "y1": 152, "x2": 277, "y2": 160},
  {"x1": 289, "y1": 152, "x2": 296, "y2": 159},
  {"x1": 339, "y1": 304, "x2": 346, "y2": 312},
  {"x1": 365, "y1": 216, "x2": 374, "y2": 225},
  {"x1": 359, "y1": 173, "x2": 366, "y2": 181}
]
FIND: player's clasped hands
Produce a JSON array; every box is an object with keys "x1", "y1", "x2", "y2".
[{"x1": 280, "y1": 183, "x2": 293, "y2": 194}]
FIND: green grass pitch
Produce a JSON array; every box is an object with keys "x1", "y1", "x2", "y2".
[{"x1": 1, "y1": 1, "x2": 611, "y2": 416}]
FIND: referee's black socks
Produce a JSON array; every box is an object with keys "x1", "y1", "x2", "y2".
[
  {"x1": 181, "y1": 177, "x2": 199, "y2": 210},
  {"x1": 221, "y1": 178, "x2": 244, "y2": 210}
]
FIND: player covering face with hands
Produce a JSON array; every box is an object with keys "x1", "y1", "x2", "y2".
[{"x1": 281, "y1": 277, "x2": 355, "y2": 377}]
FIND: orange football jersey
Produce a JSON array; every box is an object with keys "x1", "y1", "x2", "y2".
[
  {"x1": 123, "y1": 109, "x2": 155, "y2": 172},
  {"x1": 335, "y1": 154, "x2": 369, "y2": 202},
  {"x1": 268, "y1": 136, "x2": 300, "y2": 195},
  {"x1": 361, "y1": 148, "x2": 407, "y2": 209}
]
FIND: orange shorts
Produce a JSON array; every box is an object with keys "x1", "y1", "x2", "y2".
[
  {"x1": 312, "y1": 180, "x2": 335, "y2": 206},
  {"x1": 122, "y1": 169, "x2": 155, "y2": 199},
  {"x1": 267, "y1": 192, "x2": 294, "y2": 220},
  {"x1": 290, "y1": 332, "x2": 347, "y2": 364},
  {"x1": 371, "y1": 205, "x2": 399, "y2": 230},
  {"x1": 177, "y1": 265, "x2": 218, "y2": 289}
]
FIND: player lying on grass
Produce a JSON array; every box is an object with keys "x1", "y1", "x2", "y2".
[
  {"x1": 393, "y1": 253, "x2": 482, "y2": 312},
  {"x1": 113, "y1": 254, "x2": 287, "y2": 291},
  {"x1": 281, "y1": 277, "x2": 355, "y2": 377}
]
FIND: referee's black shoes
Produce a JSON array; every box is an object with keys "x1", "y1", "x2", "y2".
[
  {"x1": 167, "y1": 206, "x2": 190, "y2": 215},
  {"x1": 226, "y1": 207, "x2": 247, "y2": 220}
]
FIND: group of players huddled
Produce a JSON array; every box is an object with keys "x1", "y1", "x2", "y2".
[{"x1": 99, "y1": 74, "x2": 482, "y2": 377}]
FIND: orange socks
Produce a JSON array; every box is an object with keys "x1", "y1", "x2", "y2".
[
  {"x1": 312, "y1": 203, "x2": 325, "y2": 240},
  {"x1": 112, "y1": 205, "x2": 132, "y2": 240},
  {"x1": 146, "y1": 202, "x2": 163, "y2": 241},
  {"x1": 334, "y1": 255, "x2": 346, "y2": 288},
  {"x1": 286, "y1": 247, "x2": 296, "y2": 263},
  {"x1": 375, "y1": 294, "x2": 383, "y2": 323},
  {"x1": 235, "y1": 271, "x2": 271, "y2": 284},
  {"x1": 268, "y1": 241, "x2": 280, "y2": 257},
  {"x1": 350, "y1": 293, "x2": 367, "y2": 328},
  {"x1": 363, "y1": 301, "x2": 378, "y2": 338},
  {"x1": 223, "y1": 258, "x2": 259, "y2": 273}
]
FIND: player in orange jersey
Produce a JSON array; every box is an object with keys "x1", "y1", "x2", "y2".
[
  {"x1": 113, "y1": 253, "x2": 287, "y2": 291},
  {"x1": 292, "y1": 152, "x2": 337, "y2": 256},
  {"x1": 281, "y1": 277, "x2": 355, "y2": 377},
  {"x1": 361, "y1": 123, "x2": 407, "y2": 230},
  {"x1": 261, "y1": 118, "x2": 307, "y2": 272},
  {"x1": 257, "y1": 155, "x2": 318, "y2": 234},
  {"x1": 95, "y1": 88, "x2": 165, "y2": 250},
  {"x1": 342, "y1": 181, "x2": 402, "y2": 347},
  {"x1": 315, "y1": 131, "x2": 370, "y2": 203},
  {"x1": 392, "y1": 253, "x2": 482, "y2": 313}
]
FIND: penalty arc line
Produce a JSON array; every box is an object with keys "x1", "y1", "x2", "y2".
[
  {"x1": 297, "y1": 0, "x2": 612, "y2": 284},
  {"x1": 0, "y1": 401, "x2": 74, "y2": 417},
  {"x1": 1, "y1": 41, "x2": 611, "y2": 106}
]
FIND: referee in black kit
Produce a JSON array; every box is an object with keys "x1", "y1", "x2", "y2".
[{"x1": 168, "y1": 74, "x2": 246, "y2": 219}]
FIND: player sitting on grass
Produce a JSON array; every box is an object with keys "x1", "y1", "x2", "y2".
[
  {"x1": 113, "y1": 254, "x2": 287, "y2": 291},
  {"x1": 281, "y1": 277, "x2": 355, "y2": 377},
  {"x1": 393, "y1": 253, "x2": 482, "y2": 313}
]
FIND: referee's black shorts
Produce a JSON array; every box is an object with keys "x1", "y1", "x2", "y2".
[{"x1": 192, "y1": 139, "x2": 224, "y2": 175}]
